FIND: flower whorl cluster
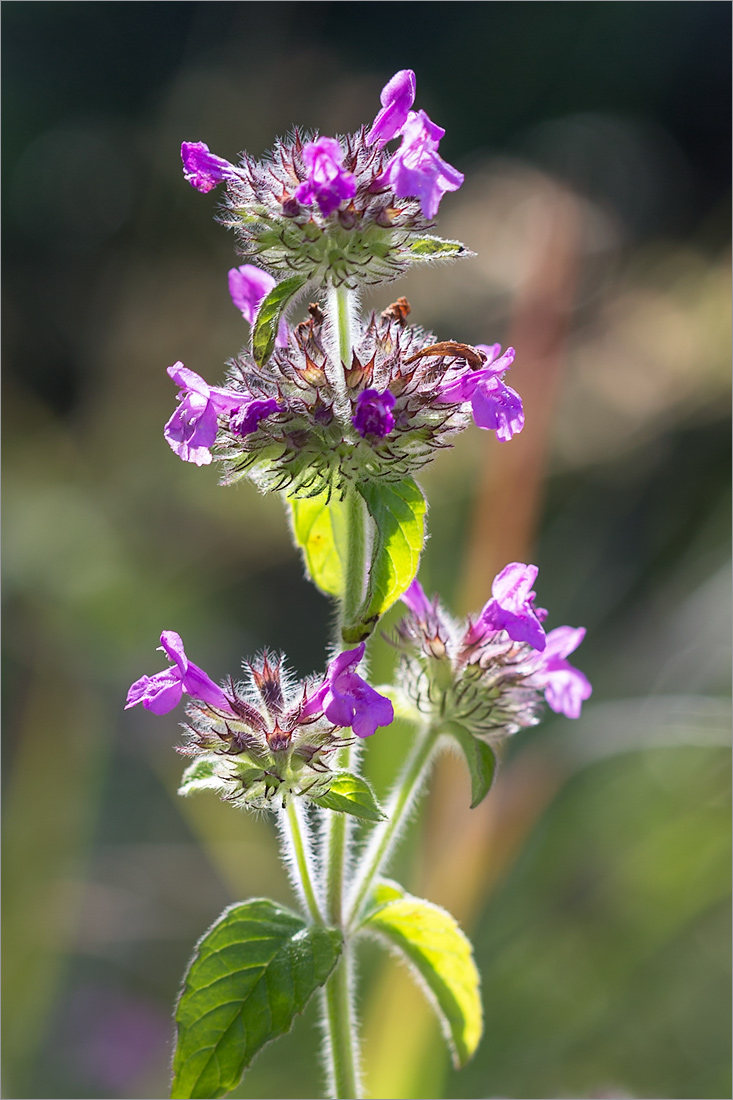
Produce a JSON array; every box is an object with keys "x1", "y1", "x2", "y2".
[
  {"x1": 126, "y1": 634, "x2": 393, "y2": 812},
  {"x1": 395, "y1": 566, "x2": 592, "y2": 743},
  {"x1": 182, "y1": 70, "x2": 468, "y2": 291},
  {"x1": 217, "y1": 310, "x2": 489, "y2": 496}
]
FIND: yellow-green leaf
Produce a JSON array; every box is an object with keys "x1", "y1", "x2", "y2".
[
  {"x1": 288, "y1": 489, "x2": 348, "y2": 598},
  {"x1": 343, "y1": 478, "x2": 426, "y2": 643},
  {"x1": 310, "y1": 772, "x2": 386, "y2": 821},
  {"x1": 407, "y1": 236, "x2": 473, "y2": 261},
  {"x1": 364, "y1": 883, "x2": 483, "y2": 1068}
]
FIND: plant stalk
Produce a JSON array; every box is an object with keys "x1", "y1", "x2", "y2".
[
  {"x1": 324, "y1": 948, "x2": 360, "y2": 1099},
  {"x1": 346, "y1": 722, "x2": 441, "y2": 928},
  {"x1": 284, "y1": 799, "x2": 323, "y2": 925}
]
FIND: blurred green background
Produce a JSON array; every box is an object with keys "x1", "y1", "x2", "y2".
[{"x1": 3, "y1": 3, "x2": 730, "y2": 1098}]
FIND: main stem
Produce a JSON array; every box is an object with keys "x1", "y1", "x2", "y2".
[
  {"x1": 346, "y1": 722, "x2": 441, "y2": 929},
  {"x1": 322, "y1": 283, "x2": 363, "y2": 1099},
  {"x1": 284, "y1": 799, "x2": 323, "y2": 924}
]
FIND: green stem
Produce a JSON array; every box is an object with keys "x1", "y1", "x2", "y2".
[
  {"x1": 326, "y1": 284, "x2": 354, "y2": 421},
  {"x1": 346, "y1": 722, "x2": 441, "y2": 928},
  {"x1": 339, "y1": 487, "x2": 367, "y2": 646},
  {"x1": 324, "y1": 949, "x2": 360, "y2": 1099},
  {"x1": 284, "y1": 799, "x2": 323, "y2": 924}
]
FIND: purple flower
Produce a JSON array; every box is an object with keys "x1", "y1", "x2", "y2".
[
  {"x1": 126, "y1": 631, "x2": 233, "y2": 716},
  {"x1": 164, "y1": 362, "x2": 280, "y2": 466},
  {"x1": 228, "y1": 265, "x2": 289, "y2": 347},
  {"x1": 229, "y1": 398, "x2": 282, "y2": 436},
  {"x1": 378, "y1": 110, "x2": 464, "y2": 219},
  {"x1": 181, "y1": 141, "x2": 236, "y2": 193},
  {"x1": 295, "y1": 137, "x2": 357, "y2": 217},
  {"x1": 438, "y1": 344, "x2": 524, "y2": 441},
  {"x1": 528, "y1": 626, "x2": 592, "y2": 718},
  {"x1": 367, "y1": 69, "x2": 416, "y2": 148},
  {"x1": 301, "y1": 643, "x2": 394, "y2": 738},
  {"x1": 401, "y1": 579, "x2": 434, "y2": 621},
  {"x1": 478, "y1": 562, "x2": 547, "y2": 651},
  {"x1": 352, "y1": 388, "x2": 396, "y2": 439}
]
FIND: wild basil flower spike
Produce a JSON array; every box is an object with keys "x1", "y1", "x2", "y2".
[
  {"x1": 378, "y1": 109, "x2": 464, "y2": 219},
  {"x1": 125, "y1": 631, "x2": 234, "y2": 715},
  {"x1": 164, "y1": 362, "x2": 280, "y2": 466},
  {"x1": 228, "y1": 265, "x2": 289, "y2": 347},
  {"x1": 395, "y1": 570, "x2": 591, "y2": 741},
  {"x1": 367, "y1": 68, "x2": 417, "y2": 148},
  {"x1": 301, "y1": 643, "x2": 394, "y2": 738},
  {"x1": 169, "y1": 650, "x2": 392, "y2": 812},
  {"x1": 294, "y1": 137, "x2": 357, "y2": 217},
  {"x1": 438, "y1": 344, "x2": 524, "y2": 440},
  {"x1": 181, "y1": 141, "x2": 238, "y2": 193}
]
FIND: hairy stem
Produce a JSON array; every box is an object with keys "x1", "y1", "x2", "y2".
[
  {"x1": 324, "y1": 948, "x2": 361, "y2": 1099},
  {"x1": 325, "y1": 284, "x2": 355, "y2": 420},
  {"x1": 346, "y1": 722, "x2": 441, "y2": 928},
  {"x1": 284, "y1": 799, "x2": 323, "y2": 924}
]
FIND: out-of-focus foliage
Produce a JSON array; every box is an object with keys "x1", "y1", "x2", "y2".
[{"x1": 3, "y1": 4, "x2": 730, "y2": 1099}]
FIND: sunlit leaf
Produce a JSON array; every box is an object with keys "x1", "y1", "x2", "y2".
[
  {"x1": 364, "y1": 882, "x2": 483, "y2": 1068},
  {"x1": 443, "y1": 721, "x2": 497, "y2": 808},
  {"x1": 310, "y1": 772, "x2": 386, "y2": 821},
  {"x1": 252, "y1": 274, "x2": 306, "y2": 365},
  {"x1": 288, "y1": 489, "x2": 348, "y2": 598},
  {"x1": 343, "y1": 478, "x2": 426, "y2": 643},
  {"x1": 408, "y1": 236, "x2": 473, "y2": 261},
  {"x1": 172, "y1": 899, "x2": 341, "y2": 1099}
]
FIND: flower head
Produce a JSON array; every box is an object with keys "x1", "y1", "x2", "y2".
[
  {"x1": 352, "y1": 388, "x2": 396, "y2": 439},
  {"x1": 394, "y1": 567, "x2": 590, "y2": 740},
  {"x1": 131, "y1": 645, "x2": 393, "y2": 812},
  {"x1": 126, "y1": 631, "x2": 233, "y2": 715},
  {"x1": 295, "y1": 137, "x2": 357, "y2": 217},
  {"x1": 302, "y1": 643, "x2": 394, "y2": 738},
  {"x1": 228, "y1": 265, "x2": 289, "y2": 346},
  {"x1": 367, "y1": 69, "x2": 417, "y2": 148},
  {"x1": 181, "y1": 141, "x2": 237, "y2": 193},
  {"x1": 164, "y1": 362, "x2": 280, "y2": 466},
  {"x1": 438, "y1": 344, "x2": 524, "y2": 441},
  {"x1": 378, "y1": 110, "x2": 464, "y2": 219}
]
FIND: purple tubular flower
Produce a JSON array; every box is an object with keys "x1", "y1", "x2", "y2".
[
  {"x1": 229, "y1": 399, "x2": 282, "y2": 436},
  {"x1": 378, "y1": 109, "x2": 464, "y2": 219},
  {"x1": 438, "y1": 345, "x2": 524, "y2": 441},
  {"x1": 181, "y1": 141, "x2": 236, "y2": 193},
  {"x1": 479, "y1": 562, "x2": 547, "y2": 651},
  {"x1": 401, "y1": 579, "x2": 434, "y2": 621},
  {"x1": 295, "y1": 137, "x2": 357, "y2": 217},
  {"x1": 529, "y1": 626, "x2": 592, "y2": 718},
  {"x1": 165, "y1": 363, "x2": 279, "y2": 465},
  {"x1": 125, "y1": 631, "x2": 233, "y2": 716},
  {"x1": 228, "y1": 265, "x2": 289, "y2": 347},
  {"x1": 367, "y1": 69, "x2": 417, "y2": 148},
  {"x1": 352, "y1": 388, "x2": 396, "y2": 439},
  {"x1": 301, "y1": 643, "x2": 394, "y2": 738}
]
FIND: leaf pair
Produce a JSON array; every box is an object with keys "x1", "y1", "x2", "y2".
[
  {"x1": 171, "y1": 880, "x2": 483, "y2": 1098},
  {"x1": 290, "y1": 477, "x2": 427, "y2": 644}
]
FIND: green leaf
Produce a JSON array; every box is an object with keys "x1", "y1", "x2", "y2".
[
  {"x1": 343, "y1": 478, "x2": 427, "y2": 643},
  {"x1": 178, "y1": 757, "x2": 222, "y2": 796},
  {"x1": 310, "y1": 772, "x2": 386, "y2": 821},
  {"x1": 407, "y1": 236, "x2": 473, "y2": 261},
  {"x1": 364, "y1": 884, "x2": 483, "y2": 1068},
  {"x1": 443, "y1": 721, "x2": 497, "y2": 808},
  {"x1": 288, "y1": 489, "x2": 348, "y2": 598},
  {"x1": 172, "y1": 899, "x2": 342, "y2": 1099},
  {"x1": 252, "y1": 274, "x2": 306, "y2": 365}
]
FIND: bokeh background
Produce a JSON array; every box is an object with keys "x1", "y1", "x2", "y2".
[{"x1": 3, "y1": 3, "x2": 731, "y2": 1098}]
